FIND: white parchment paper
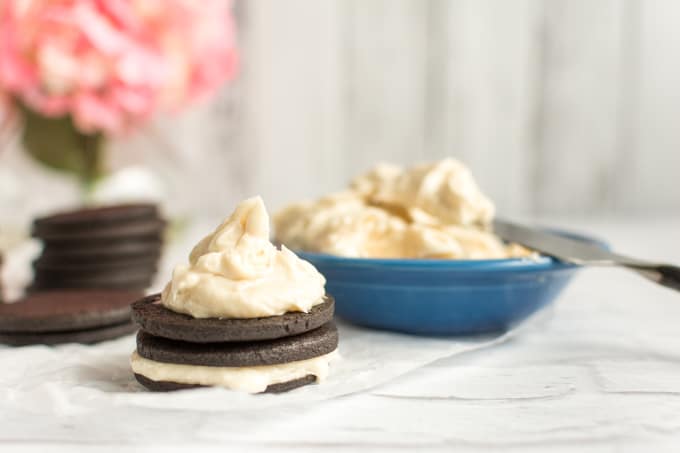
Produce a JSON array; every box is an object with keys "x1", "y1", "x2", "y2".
[{"x1": 0, "y1": 321, "x2": 510, "y2": 417}]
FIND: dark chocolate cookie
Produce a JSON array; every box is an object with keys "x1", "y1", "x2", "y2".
[
  {"x1": 0, "y1": 321, "x2": 137, "y2": 346},
  {"x1": 136, "y1": 322, "x2": 338, "y2": 367},
  {"x1": 33, "y1": 259, "x2": 158, "y2": 280},
  {"x1": 29, "y1": 276, "x2": 153, "y2": 291},
  {"x1": 34, "y1": 219, "x2": 166, "y2": 241},
  {"x1": 32, "y1": 260, "x2": 156, "y2": 288},
  {"x1": 41, "y1": 235, "x2": 163, "y2": 252},
  {"x1": 0, "y1": 290, "x2": 141, "y2": 333},
  {"x1": 35, "y1": 246, "x2": 162, "y2": 266},
  {"x1": 132, "y1": 294, "x2": 335, "y2": 343},
  {"x1": 32, "y1": 204, "x2": 160, "y2": 237},
  {"x1": 0, "y1": 254, "x2": 4, "y2": 303},
  {"x1": 134, "y1": 373, "x2": 317, "y2": 393}
]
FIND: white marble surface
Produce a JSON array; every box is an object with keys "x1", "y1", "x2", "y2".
[{"x1": 2, "y1": 217, "x2": 680, "y2": 452}]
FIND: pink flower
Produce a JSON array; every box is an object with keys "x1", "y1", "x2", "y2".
[{"x1": 0, "y1": 0, "x2": 238, "y2": 135}]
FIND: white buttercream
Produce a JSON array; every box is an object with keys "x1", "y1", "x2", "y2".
[
  {"x1": 161, "y1": 196, "x2": 326, "y2": 318},
  {"x1": 130, "y1": 350, "x2": 339, "y2": 394}
]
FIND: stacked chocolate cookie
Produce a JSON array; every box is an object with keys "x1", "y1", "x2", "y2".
[
  {"x1": 31, "y1": 204, "x2": 165, "y2": 291},
  {"x1": 130, "y1": 294, "x2": 338, "y2": 393},
  {"x1": 0, "y1": 290, "x2": 141, "y2": 346},
  {"x1": 0, "y1": 253, "x2": 4, "y2": 303}
]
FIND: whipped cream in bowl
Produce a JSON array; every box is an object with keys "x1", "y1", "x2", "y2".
[
  {"x1": 273, "y1": 159, "x2": 597, "y2": 335},
  {"x1": 275, "y1": 159, "x2": 532, "y2": 260}
]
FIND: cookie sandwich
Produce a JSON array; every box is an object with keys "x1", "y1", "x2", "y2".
[{"x1": 131, "y1": 196, "x2": 338, "y2": 393}]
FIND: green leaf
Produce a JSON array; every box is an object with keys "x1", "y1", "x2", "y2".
[{"x1": 20, "y1": 106, "x2": 104, "y2": 187}]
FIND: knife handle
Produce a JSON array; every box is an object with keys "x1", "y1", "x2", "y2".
[
  {"x1": 658, "y1": 265, "x2": 680, "y2": 292},
  {"x1": 629, "y1": 263, "x2": 680, "y2": 293}
]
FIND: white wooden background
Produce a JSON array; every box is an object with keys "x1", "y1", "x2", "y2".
[{"x1": 3, "y1": 0, "x2": 680, "y2": 221}]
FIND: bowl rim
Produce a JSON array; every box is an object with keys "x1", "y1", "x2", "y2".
[{"x1": 296, "y1": 229, "x2": 608, "y2": 272}]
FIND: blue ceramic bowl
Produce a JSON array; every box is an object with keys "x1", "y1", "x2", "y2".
[{"x1": 299, "y1": 231, "x2": 604, "y2": 336}]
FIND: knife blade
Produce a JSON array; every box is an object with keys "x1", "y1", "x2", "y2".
[{"x1": 493, "y1": 219, "x2": 680, "y2": 292}]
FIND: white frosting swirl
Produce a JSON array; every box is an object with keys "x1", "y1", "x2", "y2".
[{"x1": 161, "y1": 196, "x2": 326, "y2": 318}]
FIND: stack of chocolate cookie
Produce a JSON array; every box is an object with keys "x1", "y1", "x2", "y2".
[
  {"x1": 0, "y1": 253, "x2": 4, "y2": 303},
  {"x1": 131, "y1": 294, "x2": 338, "y2": 393},
  {"x1": 0, "y1": 290, "x2": 140, "y2": 346},
  {"x1": 31, "y1": 204, "x2": 165, "y2": 291}
]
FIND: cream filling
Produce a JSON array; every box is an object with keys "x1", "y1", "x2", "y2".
[
  {"x1": 130, "y1": 349, "x2": 339, "y2": 394},
  {"x1": 161, "y1": 196, "x2": 327, "y2": 318}
]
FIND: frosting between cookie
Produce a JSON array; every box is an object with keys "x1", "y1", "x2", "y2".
[
  {"x1": 161, "y1": 196, "x2": 326, "y2": 319},
  {"x1": 130, "y1": 349, "x2": 339, "y2": 393}
]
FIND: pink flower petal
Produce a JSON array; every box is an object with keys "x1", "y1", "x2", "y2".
[
  {"x1": 72, "y1": 1, "x2": 130, "y2": 56},
  {"x1": 96, "y1": 0, "x2": 143, "y2": 33},
  {"x1": 73, "y1": 92, "x2": 124, "y2": 134},
  {"x1": 23, "y1": 90, "x2": 71, "y2": 116},
  {"x1": 0, "y1": 0, "x2": 238, "y2": 135},
  {"x1": 109, "y1": 83, "x2": 154, "y2": 115}
]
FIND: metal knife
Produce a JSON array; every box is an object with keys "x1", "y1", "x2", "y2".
[{"x1": 493, "y1": 219, "x2": 680, "y2": 292}]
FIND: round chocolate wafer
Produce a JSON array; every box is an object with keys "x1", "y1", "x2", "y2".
[
  {"x1": 33, "y1": 258, "x2": 158, "y2": 279},
  {"x1": 41, "y1": 235, "x2": 163, "y2": 251},
  {"x1": 36, "y1": 244, "x2": 162, "y2": 266},
  {"x1": 30, "y1": 276, "x2": 153, "y2": 291},
  {"x1": 0, "y1": 321, "x2": 137, "y2": 346},
  {"x1": 33, "y1": 204, "x2": 160, "y2": 237},
  {"x1": 34, "y1": 219, "x2": 166, "y2": 241},
  {"x1": 33, "y1": 259, "x2": 156, "y2": 287},
  {"x1": 0, "y1": 290, "x2": 140, "y2": 333},
  {"x1": 132, "y1": 294, "x2": 335, "y2": 343},
  {"x1": 136, "y1": 322, "x2": 338, "y2": 367}
]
